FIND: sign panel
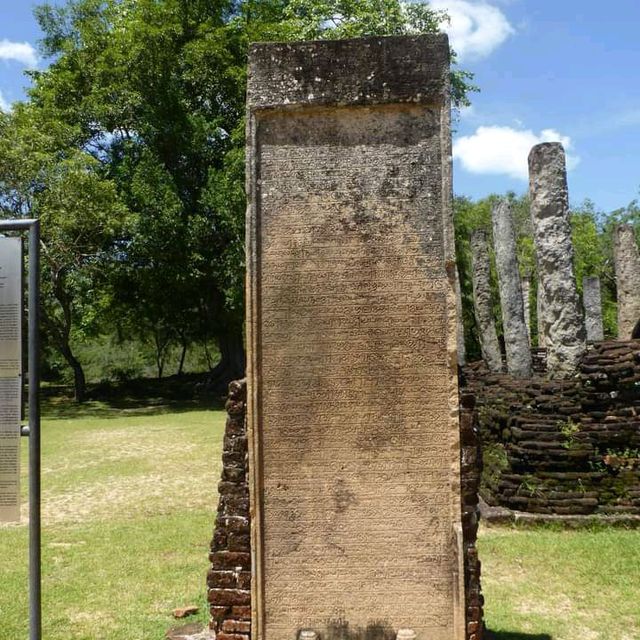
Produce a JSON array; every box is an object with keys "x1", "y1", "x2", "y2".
[{"x1": 0, "y1": 237, "x2": 22, "y2": 522}]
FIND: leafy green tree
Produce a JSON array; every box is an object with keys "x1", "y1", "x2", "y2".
[
  {"x1": 33, "y1": 0, "x2": 249, "y2": 386},
  {"x1": 25, "y1": 0, "x2": 477, "y2": 390},
  {"x1": 0, "y1": 104, "x2": 128, "y2": 401},
  {"x1": 571, "y1": 200, "x2": 607, "y2": 288}
]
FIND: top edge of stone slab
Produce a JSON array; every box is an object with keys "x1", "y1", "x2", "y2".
[{"x1": 247, "y1": 34, "x2": 450, "y2": 110}]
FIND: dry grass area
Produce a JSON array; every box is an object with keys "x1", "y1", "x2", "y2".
[{"x1": 0, "y1": 399, "x2": 225, "y2": 639}]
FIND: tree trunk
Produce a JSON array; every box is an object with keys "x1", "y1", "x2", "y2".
[
  {"x1": 41, "y1": 291, "x2": 87, "y2": 403},
  {"x1": 209, "y1": 325, "x2": 245, "y2": 392},
  {"x1": 60, "y1": 342, "x2": 86, "y2": 403},
  {"x1": 177, "y1": 337, "x2": 188, "y2": 376},
  {"x1": 70, "y1": 357, "x2": 87, "y2": 404},
  {"x1": 203, "y1": 339, "x2": 215, "y2": 371},
  {"x1": 153, "y1": 328, "x2": 169, "y2": 380}
]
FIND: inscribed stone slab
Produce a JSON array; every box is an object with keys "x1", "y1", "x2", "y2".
[
  {"x1": 246, "y1": 35, "x2": 463, "y2": 640},
  {"x1": 0, "y1": 237, "x2": 22, "y2": 523}
]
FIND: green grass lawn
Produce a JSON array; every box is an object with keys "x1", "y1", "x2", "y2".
[
  {"x1": 480, "y1": 524, "x2": 640, "y2": 640},
  {"x1": 0, "y1": 397, "x2": 225, "y2": 639},
  {"x1": 2, "y1": 397, "x2": 639, "y2": 639}
]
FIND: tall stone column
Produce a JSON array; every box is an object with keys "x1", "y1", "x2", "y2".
[
  {"x1": 455, "y1": 263, "x2": 466, "y2": 367},
  {"x1": 583, "y1": 276, "x2": 604, "y2": 342},
  {"x1": 536, "y1": 282, "x2": 546, "y2": 348},
  {"x1": 528, "y1": 143, "x2": 586, "y2": 377},
  {"x1": 470, "y1": 229, "x2": 502, "y2": 372},
  {"x1": 613, "y1": 224, "x2": 640, "y2": 339},
  {"x1": 491, "y1": 199, "x2": 532, "y2": 377},
  {"x1": 521, "y1": 275, "x2": 532, "y2": 346}
]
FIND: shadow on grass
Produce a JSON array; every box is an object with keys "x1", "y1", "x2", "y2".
[
  {"x1": 41, "y1": 396, "x2": 220, "y2": 420},
  {"x1": 41, "y1": 374, "x2": 228, "y2": 419},
  {"x1": 486, "y1": 632, "x2": 553, "y2": 640}
]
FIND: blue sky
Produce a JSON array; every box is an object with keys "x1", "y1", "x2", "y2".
[{"x1": 1, "y1": 0, "x2": 639, "y2": 213}]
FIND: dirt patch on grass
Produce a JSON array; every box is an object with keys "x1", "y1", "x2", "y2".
[
  {"x1": 516, "y1": 594, "x2": 574, "y2": 617},
  {"x1": 37, "y1": 471, "x2": 216, "y2": 525},
  {"x1": 42, "y1": 428, "x2": 200, "y2": 475}
]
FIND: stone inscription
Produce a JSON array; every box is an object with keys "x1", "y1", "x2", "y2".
[
  {"x1": 0, "y1": 237, "x2": 21, "y2": 523},
  {"x1": 253, "y1": 105, "x2": 460, "y2": 639}
]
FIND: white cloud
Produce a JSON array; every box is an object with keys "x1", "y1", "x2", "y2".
[
  {"x1": 0, "y1": 39, "x2": 38, "y2": 67},
  {"x1": 430, "y1": 0, "x2": 515, "y2": 61},
  {"x1": 453, "y1": 125, "x2": 580, "y2": 180},
  {"x1": 0, "y1": 90, "x2": 10, "y2": 112}
]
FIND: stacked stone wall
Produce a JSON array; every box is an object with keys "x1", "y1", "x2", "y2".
[
  {"x1": 207, "y1": 379, "x2": 251, "y2": 639},
  {"x1": 460, "y1": 392, "x2": 484, "y2": 640},
  {"x1": 466, "y1": 341, "x2": 640, "y2": 515},
  {"x1": 208, "y1": 380, "x2": 484, "y2": 640}
]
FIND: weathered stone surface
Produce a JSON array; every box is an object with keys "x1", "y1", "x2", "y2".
[
  {"x1": 455, "y1": 263, "x2": 466, "y2": 367},
  {"x1": 208, "y1": 380, "x2": 250, "y2": 636},
  {"x1": 173, "y1": 606, "x2": 199, "y2": 620},
  {"x1": 521, "y1": 275, "x2": 532, "y2": 346},
  {"x1": 583, "y1": 276, "x2": 604, "y2": 342},
  {"x1": 246, "y1": 35, "x2": 465, "y2": 640},
  {"x1": 208, "y1": 382, "x2": 484, "y2": 640},
  {"x1": 529, "y1": 143, "x2": 586, "y2": 377},
  {"x1": 536, "y1": 281, "x2": 546, "y2": 349},
  {"x1": 470, "y1": 230, "x2": 502, "y2": 372},
  {"x1": 491, "y1": 200, "x2": 532, "y2": 377},
  {"x1": 613, "y1": 224, "x2": 640, "y2": 339},
  {"x1": 464, "y1": 340, "x2": 640, "y2": 516}
]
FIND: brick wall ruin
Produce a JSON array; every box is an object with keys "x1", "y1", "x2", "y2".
[
  {"x1": 207, "y1": 379, "x2": 251, "y2": 640},
  {"x1": 465, "y1": 341, "x2": 640, "y2": 515},
  {"x1": 208, "y1": 380, "x2": 484, "y2": 640},
  {"x1": 460, "y1": 392, "x2": 484, "y2": 640}
]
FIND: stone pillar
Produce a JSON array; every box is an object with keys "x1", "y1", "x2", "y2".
[
  {"x1": 528, "y1": 143, "x2": 586, "y2": 377},
  {"x1": 470, "y1": 229, "x2": 502, "y2": 372},
  {"x1": 583, "y1": 276, "x2": 604, "y2": 342},
  {"x1": 521, "y1": 275, "x2": 532, "y2": 346},
  {"x1": 491, "y1": 199, "x2": 532, "y2": 377},
  {"x1": 613, "y1": 224, "x2": 640, "y2": 339},
  {"x1": 246, "y1": 35, "x2": 468, "y2": 640},
  {"x1": 536, "y1": 282, "x2": 546, "y2": 348},
  {"x1": 455, "y1": 264, "x2": 466, "y2": 367}
]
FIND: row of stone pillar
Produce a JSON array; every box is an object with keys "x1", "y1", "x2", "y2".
[
  {"x1": 614, "y1": 224, "x2": 640, "y2": 339},
  {"x1": 467, "y1": 142, "x2": 640, "y2": 379}
]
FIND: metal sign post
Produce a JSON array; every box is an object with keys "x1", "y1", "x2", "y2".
[{"x1": 0, "y1": 219, "x2": 41, "y2": 640}]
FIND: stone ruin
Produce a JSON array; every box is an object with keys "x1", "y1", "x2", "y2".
[
  {"x1": 464, "y1": 138, "x2": 640, "y2": 519},
  {"x1": 466, "y1": 341, "x2": 640, "y2": 516},
  {"x1": 208, "y1": 382, "x2": 483, "y2": 639},
  {"x1": 529, "y1": 142, "x2": 587, "y2": 377},
  {"x1": 614, "y1": 224, "x2": 640, "y2": 340},
  {"x1": 208, "y1": 34, "x2": 483, "y2": 640},
  {"x1": 469, "y1": 230, "x2": 501, "y2": 373},
  {"x1": 203, "y1": 28, "x2": 640, "y2": 640},
  {"x1": 491, "y1": 199, "x2": 532, "y2": 378}
]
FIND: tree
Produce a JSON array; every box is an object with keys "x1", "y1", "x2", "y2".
[
  {"x1": 24, "y1": 0, "x2": 476, "y2": 390},
  {"x1": 0, "y1": 104, "x2": 128, "y2": 401}
]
